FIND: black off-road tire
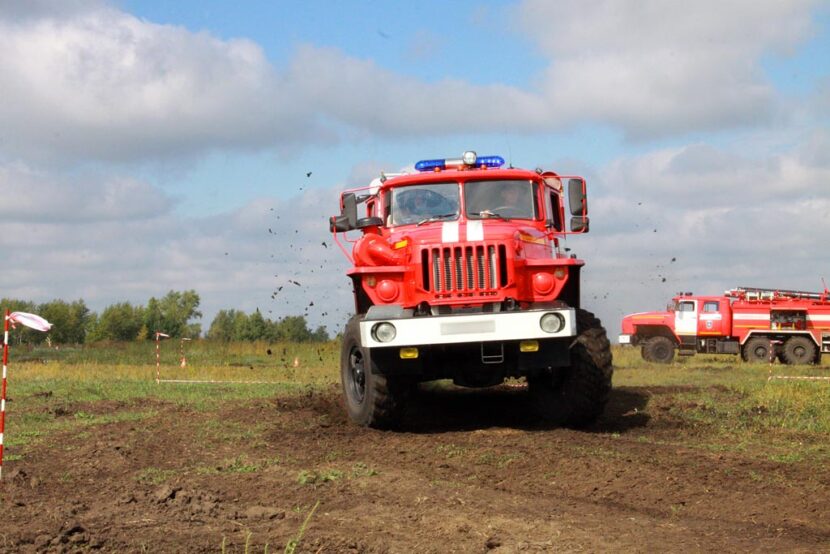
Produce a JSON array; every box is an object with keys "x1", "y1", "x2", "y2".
[
  {"x1": 780, "y1": 336, "x2": 817, "y2": 365},
  {"x1": 641, "y1": 336, "x2": 676, "y2": 364},
  {"x1": 340, "y1": 315, "x2": 407, "y2": 429},
  {"x1": 528, "y1": 309, "x2": 613, "y2": 427},
  {"x1": 742, "y1": 336, "x2": 771, "y2": 363}
]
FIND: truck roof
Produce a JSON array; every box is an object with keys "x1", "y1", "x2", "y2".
[{"x1": 382, "y1": 167, "x2": 543, "y2": 187}]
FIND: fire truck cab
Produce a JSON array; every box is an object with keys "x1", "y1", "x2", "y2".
[{"x1": 330, "y1": 151, "x2": 612, "y2": 428}]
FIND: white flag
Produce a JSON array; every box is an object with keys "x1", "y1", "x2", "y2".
[
  {"x1": 156, "y1": 332, "x2": 170, "y2": 338},
  {"x1": 8, "y1": 312, "x2": 52, "y2": 332}
]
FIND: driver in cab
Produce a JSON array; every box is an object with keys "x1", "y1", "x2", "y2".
[
  {"x1": 394, "y1": 189, "x2": 456, "y2": 225},
  {"x1": 476, "y1": 183, "x2": 531, "y2": 219}
]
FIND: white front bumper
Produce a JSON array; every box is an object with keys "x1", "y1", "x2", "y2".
[
  {"x1": 618, "y1": 334, "x2": 632, "y2": 345},
  {"x1": 359, "y1": 309, "x2": 576, "y2": 348}
]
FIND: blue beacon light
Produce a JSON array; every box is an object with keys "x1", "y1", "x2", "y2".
[
  {"x1": 475, "y1": 155, "x2": 505, "y2": 168},
  {"x1": 414, "y1": 158, "x2": 446, "y2": 172},
  {"x1": 415, "y1": 155, "x2": 505, "y2": 172}
]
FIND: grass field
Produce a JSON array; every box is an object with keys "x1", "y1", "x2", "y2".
[
  {"x1": 2, "y1": 340, "x2": 829, "y2": 551},
  {"x1": 4, "y1": 340, "x2": 829, "y2": 463}
]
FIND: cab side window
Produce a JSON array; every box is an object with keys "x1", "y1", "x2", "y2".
[
  {"x1": 543, "y1": 188, "x2": 563, "y2": 231},
  {"x1": 703, "y1": 301, "x2": 719, "y2": 313}
]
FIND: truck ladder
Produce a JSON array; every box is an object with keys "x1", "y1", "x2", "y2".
[{"x1": 727, "y1": 286, "x2": 828, "y2": 301}]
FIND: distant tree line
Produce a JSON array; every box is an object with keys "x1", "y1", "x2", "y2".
[
  {"x1": 1, "y1": 290, "x2": 328, "y2": 344},
  {"x1": 206, "y1": 310, "x2": 328, "y2": 343}
]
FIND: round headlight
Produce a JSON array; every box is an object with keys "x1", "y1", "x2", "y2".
[
  {"x1": 462, "y1": 150, "x2": 477, "y2": 165},
  {"x1": 372, "y1": 322, "x2": 397, "y2": 343},
  {"x1": 540, "y1": 312, "x2": 565, "y2": 333}
]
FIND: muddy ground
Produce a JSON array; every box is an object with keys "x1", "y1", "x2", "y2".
[{"x1": 1, "y1": 382, "x2": 828, "y2": 553}]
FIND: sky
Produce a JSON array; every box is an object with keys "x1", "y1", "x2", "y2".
[{"x1": 1, "y1": 0, "x2": 829, "y2": 339}]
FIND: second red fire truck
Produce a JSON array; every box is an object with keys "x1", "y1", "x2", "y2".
[{"x1": 620, "y1": 287, "x2": 830, "y2": 364}]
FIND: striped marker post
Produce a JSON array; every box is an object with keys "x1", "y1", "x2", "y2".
[
  {"x1": 1, "y1": 310, "x2": 10, "y2": 481},
  {"x1": 155, "y1": 332, "x2": 169, "y2": 384},
  {"x1": 180, "y1": 337, "x2": 192, "y2": 368},
  {"x1": 1, "y1": 310, "x2": 52, "y2": 480}
]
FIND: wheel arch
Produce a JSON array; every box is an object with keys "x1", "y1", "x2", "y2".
[
  {"x1": 350, "y1": 276, "x2": 375, "y2": 315},
  {"x1": 634, "y1": 325, "x2": 679, "y2": 345},
  {"x1": 742, "y1": 330, "x2": 820, "y2": 348}
]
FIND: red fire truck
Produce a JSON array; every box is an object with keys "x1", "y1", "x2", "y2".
[
  {"x1": 620, "y1": 287, "x2": 830, "y2": 364},
  {"x1": 329, "y1": 151, "x2": 612, "y2": 428}
]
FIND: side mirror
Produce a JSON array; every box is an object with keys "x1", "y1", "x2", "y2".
[
  {"x1": 329, "y1": 193, "x2": 359, "y2": 232},
  {"x1": 567, "y1": 178, "x2": 587, "y2": 216},
  {"x1": 570, "y1": 216, "x2": 589, "y2": 233},
  {"x1": 329, "y1": 215, "x2": 351, "y2": 232},
  {"x1": 343, "y1": 193, "x2": 358, "y2": 227}
]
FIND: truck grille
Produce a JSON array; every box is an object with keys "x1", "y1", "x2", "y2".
[{"x1": 420, "y1": 243, "x2": 508, "y2": 296}]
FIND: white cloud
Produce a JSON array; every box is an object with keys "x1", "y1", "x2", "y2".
[
  {"x1": 0, "y1": 6, "x2": 317, "y2": 163},
  {"x1": 1, "y1": 1, "x2": 820, "y2": 166},
  {"x1": 286, "y1": 45, "x2": 551, "y2": 136},
  {"x1": 518, "y1": 0, "x2": 818, "y2": 137},
  {"x1": 0, "y1": 162, "x2": 171, "y2": 222}
]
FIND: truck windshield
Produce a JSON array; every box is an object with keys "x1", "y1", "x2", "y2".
[
  {"x1": 390, "y1": 183, "x2": 459, "y2": 226},
  {"x1": 465, "y1": 180, "x2": 535, "y2": 220}
]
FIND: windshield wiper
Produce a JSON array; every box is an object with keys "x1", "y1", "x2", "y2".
[
  {"x1": 474, "y1": 210, "x2": 510, "y2": 221},
  {"x1": 416, "y1": 213, "x2": 457, "y2": 226}
]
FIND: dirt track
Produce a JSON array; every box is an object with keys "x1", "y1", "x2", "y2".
[{"x1": 1, "y1": 383, "x2": 828, "y2": 553}]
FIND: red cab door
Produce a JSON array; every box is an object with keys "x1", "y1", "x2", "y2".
[{"x1": 698, "y1": 300, "x2": 725, "y2": 337}]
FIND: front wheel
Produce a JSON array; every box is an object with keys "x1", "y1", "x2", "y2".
[
  {"x1": 528, "y1": 309, "x2": 613, "y2": 427},
  {"x1": 742, "y1": 337, "x2": 771, "y2": 363},
  {"x1": 641, "y1": 336, "x2": 675, "y2": 363},
  {"x1": 340, "y1": 316, "x2": 407, "y2": 428}
]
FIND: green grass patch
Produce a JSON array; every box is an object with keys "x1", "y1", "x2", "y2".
[
  {"x1": 8, "y1": 339, "x2": 339, "y2": 371},
  {"x1": 436, "y1": 443, "x2": 467, "y2": 459},
  {"x1": 612, "y1": 345, "x2": 830, "y2": 460},
  {"x1": 136, "y1": 467, "x2": 179, "y2": 485},
  {"x1": 296, "y1": 462, "x2": 378, "y2": 485},
  {"x1": 297, "y1": 469, "x2": 344, "y2": 485},
  {"x1": 477, "y1": 452, "x2": 520, "y2": 468}
]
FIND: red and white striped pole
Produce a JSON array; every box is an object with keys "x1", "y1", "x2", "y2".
[
  {"x1": 1, "y1": 310, "x2": 10, "y2": 481},
  {"x1": 156, "y1": 332, "x2": 161, "y2": 384},
  {"x1": 0, "y1": 310, "x2": 51, "y2": 480}
]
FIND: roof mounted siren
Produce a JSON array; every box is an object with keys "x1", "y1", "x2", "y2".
[{"x1": 415, "y1": 151, "x2": 505, "y2": 172}]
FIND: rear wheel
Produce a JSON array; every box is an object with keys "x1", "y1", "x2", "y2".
[
  {"x1": 781, "y1": 336, "x2": 817, "y2": 365},
  {"x1": 340, "y1": 316, "x2": 407, "y2": 428},
  {"x1": 742, "y1": 337, "x2": 771, "y2": 363},
  {"x1": 641, "y1": 336, "x2": 675, "y2": 364},
  {"x1": 528, "y1": 309, "x2": 613, "y2": 427}
]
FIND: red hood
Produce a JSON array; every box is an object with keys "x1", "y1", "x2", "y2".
[{"x1": 621, "y1": 310, "x2": 672, "y2": 334}]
